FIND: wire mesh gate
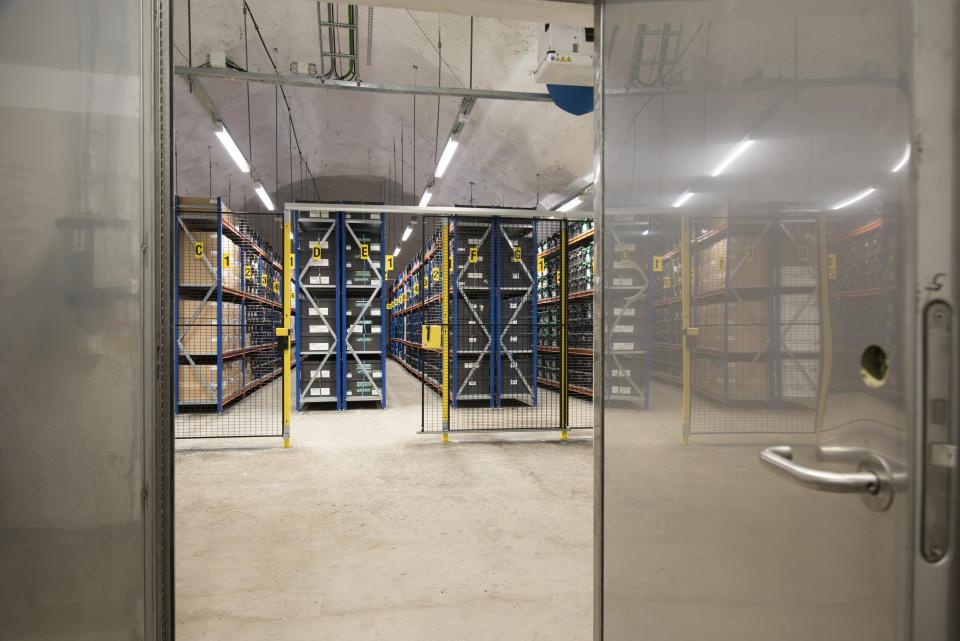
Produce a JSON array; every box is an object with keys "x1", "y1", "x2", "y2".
[
  {"x1": 389, "y1": 214, "x2": 596, "y2": 436},
  {"x1": 173, "y1": 196, "x2": 292, "y2": 440}
]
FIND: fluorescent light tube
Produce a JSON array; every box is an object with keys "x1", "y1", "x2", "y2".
[
  {"x1": 419, "y1": 190, "x2": 433, "y2": 207},
  {"x1": 214, "y1": 122, "x2": 250, "y2": 173},
  {"x1": 434, "y1": 139, "x2": 459, "y2": 177},
  {"x1": 254, "y1": 182, "x2": 275, "y2": 211},
  {"x1": 393, "y1": 247, "x2": 401, "y2": 256},
  {"x1": 671, "y1": 191, "x2": 694, "y2": 208},
  {"x1": 642, "y1": 229, "x2": 649, "y2": 236},
  {"x1": 710, "y1": 139, "x2": 753, "y2": 177},
  {"x1": 557, "y1": 196, "x2": 583, "y2": 213},
  {"x1": 891, "y1": 144, "x2": 910, "y2": 173},
  {"x1": 830, "y1": 187, "x2": 875, "y2": 210},
  {"x1": 401, "y1": 226, "x2": 413, "y2": 241}
]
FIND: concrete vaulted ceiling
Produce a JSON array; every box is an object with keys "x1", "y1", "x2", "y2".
[{"x1": 173, "y1": 0, "x2": 595, "y2": 259}]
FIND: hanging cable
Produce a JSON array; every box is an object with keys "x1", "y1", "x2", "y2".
[{"x1": 243, "y1": 1, "x2": 321, "y2": 201}]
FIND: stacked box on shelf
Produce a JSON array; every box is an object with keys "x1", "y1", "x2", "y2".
[
  {"x1": 342, "y1": 212, "x2": 386, "y2": 406},
  {"x1": 295, "y1": 208, "x2": 340, "y2": 408},
  {"x1": 689, "y1": 215, "x2": 821, "y2": 405},
  {"x1": 174, "y1": 196, "x2": 286, "y2": 412}
]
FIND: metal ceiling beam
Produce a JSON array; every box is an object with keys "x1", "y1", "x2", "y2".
[
  {"x1": 286, "y1": 203, "x2": 594, "y2": 220},
  {"x1": 175, "y1": 66, "x2": 554, "y2": 102}
]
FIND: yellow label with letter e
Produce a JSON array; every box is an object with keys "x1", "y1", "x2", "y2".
[
  {"x1": 360, "y1": 244, "x2": 369, "y2": 260},
  {"x1": 653, "y1": 256, "x2": 663, "y2": 272}
]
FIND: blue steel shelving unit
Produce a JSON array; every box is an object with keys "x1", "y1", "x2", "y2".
[
  {"x1": 295, "y1": 207, "x2": 386, "y2": 410},
  {"x1": 174, "y1": 195, "x2": 285, "y2": 413}
]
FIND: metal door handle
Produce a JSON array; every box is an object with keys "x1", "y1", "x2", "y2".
[{"x1": 759, "y1": 446, "x2": 895, "y2": 511}]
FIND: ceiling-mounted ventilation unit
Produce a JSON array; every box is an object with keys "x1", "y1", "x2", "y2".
[{"x1": 533, "y1": 24, "x2": 594, "y2": 87}]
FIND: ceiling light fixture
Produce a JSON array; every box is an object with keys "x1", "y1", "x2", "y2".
[
  {"x1": 830, "y1": 187, "x2": 875, "y2": 210},
  {"x1": 393, "y1": 246, "x2": 401, "y2": 257},
  {"x1": 419, "y1": 190, "x2": 433, "y2": 208},
  {"x1": 401, "y1": 226, "x2": 413, "y2": 241},
  {"x1": 671, "y1": 191, "x2": 694, "y2": 208},
  {"x1": 253, "y1": 182, "x2": 274, "y2": 211},
  {"x1": 891, "y1": 144, "x2": 910, "y2": 173},
  {"x1": 710, "y1": 139, "x2": 754, "y2": 177},
  {"x1": 557, "y1": 195, "x2": 583, "y2": 213},
  {"x1": 214, "y1": 122, "x2": 250, "y2": 173},
  {"x1": 434, "y1": 139, "x2": 460, "y2": 178}
]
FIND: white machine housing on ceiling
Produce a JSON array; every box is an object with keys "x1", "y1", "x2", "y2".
[{"x1": 533, "y1": 24, "x2": 594, "y2": 87}]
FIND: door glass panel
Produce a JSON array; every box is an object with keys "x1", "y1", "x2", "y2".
[{"x1": 601, "y1": 0, "x2": 911, "y2": 638}]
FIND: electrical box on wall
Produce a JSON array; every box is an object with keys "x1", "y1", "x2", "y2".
[{"x1": 533, "y1": 24, "x2": 594, "y2": 87}]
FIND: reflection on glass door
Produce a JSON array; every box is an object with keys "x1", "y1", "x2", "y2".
[{"x1": 600, "y1": 1, "x2": 914, "y2": 639}]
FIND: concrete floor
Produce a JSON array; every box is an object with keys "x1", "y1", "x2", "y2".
[{"x1": 175, "y1": 360, "x2": 593, "y2": 640}]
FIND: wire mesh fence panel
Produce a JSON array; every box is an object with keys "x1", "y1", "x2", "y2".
[
  {"x1": 391, "y1": 214, "x2": 594, "y2": 434},
  {"x1": 173, "y1": 197, "x2": 286, "y2": 439}
]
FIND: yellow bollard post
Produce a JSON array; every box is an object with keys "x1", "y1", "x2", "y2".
[{"x1": 441, "y1": 222, "x2": 450, "y2": 442}]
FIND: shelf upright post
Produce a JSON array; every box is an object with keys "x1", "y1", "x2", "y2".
[
  {"x1": 644, "y1": 217, "x2": 654, "y2": 410},
  {"x1": 216, "y1": 197, "x2": 224, "y2": 413},
  {"x1": 722, "y1": 221, "x2": 731, "y2": 405},
  {"x1": 338, "y1": 211, "x2": 345, "y2": 410},
  {"x1": 281, "y1": 208, "x2": 293, "y2": 447},
  {"x1": 814, "y1": 215, "x2": 833, "y2": 444},
  {"x1": 451, "y1": 217, "x2": 458, "y2": 409},
  {"x1": 380, "y1": 211, "x2": 387, "y2": 409},
  {"x1": 294, "y1": 209, "x2": 301, "y2": 411},
  {"x1": 492, "y1": 216, "x2": 499, "y2": 409},
  {"x1": 173, "y1": 196, "x2": 180, "y2": 413},
  {"x1": 560, "y1": 224, "x2": 569, "y2": 439},
  {"x1": 681, "y1": 216, "x2": 692, "y2": 445},
  {"x1": 532, "y1": 217, "x2": 538, "y2": 407},
  {"x1": 441, "y1": 220, "x2": 451, "y2": 442},
  {"x1": 770, "y1": 220, "x2": 782, "y2": 408}
]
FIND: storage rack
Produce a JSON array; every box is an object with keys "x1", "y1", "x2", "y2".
[
  {"x1": 452, "y1": 216, "x2": 497, "y2": 405},
  {"x1": 293, "y1": 208, "x2": 387, "y2": 409},
  {"x1": 536, "y1": 219, "x2": 598, "y2": 399},
  {"x1": 389, "y1": 217, "x2": 540, "y2": 407},
  {"x1": 496, "y1": 218, "x2": 537, "y2": 405},
  {"x1": 174, "y1": 196, "x2": 287, "y2": 413},
  {"x1": 688, "y1": 215, "x2": 822, "y2": 407},
  {"x1": 342, "y1": 212, "x2": 387, "y2": 407},
  {"x1": 606, "y1": 215, "x2": 652, "y2": 407},
  {"x1": 295, "y1": 208, "x2": 340, "y2": 408}
]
